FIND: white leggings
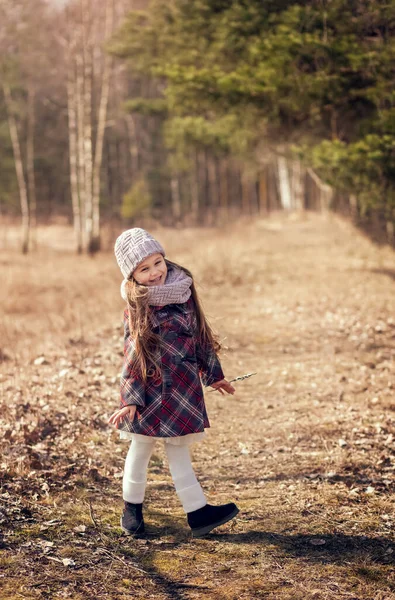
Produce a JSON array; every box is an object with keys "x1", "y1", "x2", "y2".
[{"x1": 122, "y1": 439, "x2": 207, "y2": 513}]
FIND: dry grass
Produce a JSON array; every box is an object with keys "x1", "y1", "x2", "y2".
[{"x1": 1, "y1": 212, "x2": 395, "y2": 600}]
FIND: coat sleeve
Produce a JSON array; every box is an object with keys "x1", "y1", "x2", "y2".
[
  {"x1": 196, "y1": 340, "x2": 225, "y2": 387},
  {"x1": 190, "y1": 301, "x2": 224, "y2": 387},
  {"x1": 120, "y1": 310, "x2": 146, "y2": 408}
]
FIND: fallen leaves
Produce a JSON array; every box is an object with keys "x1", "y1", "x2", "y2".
[
  {"x1": 1, "y1": 216, "x2": 395, "y2": 599},
  {"x1": 46, "y1": 556, "x2": 76, "y2": 567}
]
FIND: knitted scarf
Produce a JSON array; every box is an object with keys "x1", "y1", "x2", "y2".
[{"x1": 120, "y1": 265, "x2": 192, "y2": 307}]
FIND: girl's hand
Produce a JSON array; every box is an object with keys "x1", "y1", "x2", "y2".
[
  {"x1": 210, "y1": 379, "x2": 235, "y2": 395},
  {"x1": 108, "y1": 405, "x2": 137, "y2": 427}
]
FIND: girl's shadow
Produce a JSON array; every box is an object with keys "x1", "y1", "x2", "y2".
[{"x1": 209, "y1": 530, "x2": 395, "y2": 565}]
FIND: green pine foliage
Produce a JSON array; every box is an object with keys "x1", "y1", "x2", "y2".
[
  {"x1": 123, "y1": 98, "x2": 168, "y2": 118},
  {"x1": 111, "y1": 0, "x2": 395, "y2": 211},
  {"x1": 121, "y1": 177, "x2": 152, "y2": 220}
]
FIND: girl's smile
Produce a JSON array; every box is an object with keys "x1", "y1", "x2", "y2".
[{"x1": 133, "y1": 253, "x2": 167, "y2": 286}]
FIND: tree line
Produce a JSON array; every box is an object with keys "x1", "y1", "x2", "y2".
[{"x1": 1, "y1": 0, "x2": 394, "y2": 252}]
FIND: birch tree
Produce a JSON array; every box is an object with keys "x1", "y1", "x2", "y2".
[
  {"x1": 0, "y1": 0, "x2": 47, "y2": 253},
  {"x1": 2, "y1": 81, "x2": 30, "y2": 253},
  {"x1": 65, "y1": 0, "x2": 114, "y2": 253},
  {"x1": 26, "y1": 82, "x2": 37, "y2": 241},
  {"x1": 66, "y1": 15, "x2": 83, "y2": 253},
  {"x1": 91, "y1": 0, "x2": 114, "y2": 251},
  {"x1": 276, "y1": 157, "x2": 292, "y2": 211}
]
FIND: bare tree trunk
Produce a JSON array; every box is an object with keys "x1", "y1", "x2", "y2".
[
  {"x1": 228, "y1": 160, "x2": 238, "y2": 218},
  {"x1": 218, "y1": 158, "x2": 229, "y2": 222},
  {"x1": 386, "y1": 219, "x2": 394, "y2": 246},
  {"x1": 3, "y1": 82, "x2": 30, "y2": 253},
  {"x1": 291, "y1": 160, "x2": 304, "y2": 210},
  {"x1": 126, "y1": 114, "x2": 140, "y2": 175},
  {"x1": 253, "y1": 179, "x2": 260, "y2": 214},
  {"x1": 268, "y1": 161, "x2": 280, "y2": 209},
  {"x1": 67, "y1": 51, "x2": 83, "y2": 253},
  {"x1": 81, "y1": 0, "x2": 94, "y2": 252},
  {"x1": 170, "y1": 172, "x2": 182, "y2": 223},
  {"x1": 75, "y1": 49, "x2": 86, "y2": 249},
  {"x1": 307, "y1": 168, "x2": 333, "y2": 212},
  {"x1": 236, "y1": 167, "x2": 243, "y2": 216},
  {"x1": 241, "y1": 170, "x2": 251, "y2": 215},
  {"x1": 276, "y1": 156, "x2": 292, "y2": 210},
  {"x1": 91, "y1": 0, "x2": 114, "y2": 252},
  {"x1": 201, "y1": 150, "x2": 210, "y2": 225},
  {"x1": 189, "y1": 150, "x2": 199, "y2": 225},
  {"x1": 258, "y1": 166, "x2": 268, "y2": 213},
  {"x1": 65, "y1": 3, "x2": 84, "y2": 253},
  {"x1": 207, "y1": 156, "x2": 219, "y2": 225},
  {"x1": 26, "y1": 82, "x2": 37, "y2": 247}
]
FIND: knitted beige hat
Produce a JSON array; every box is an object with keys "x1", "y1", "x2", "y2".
[{"x1": 114, "y1": 228, "x2": 165, "y2": 279}]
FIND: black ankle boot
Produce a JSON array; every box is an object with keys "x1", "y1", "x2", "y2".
[
  {"x1": 120, "y1": 502, "x2": 145, "y2": 535},
  {"x1": 187, "y1": 502, "x2": 239, "y2": 538}
]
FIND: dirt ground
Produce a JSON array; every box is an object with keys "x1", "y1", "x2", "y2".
[{"x1": 1, "y1": 212, "x2": 395, "y2": 600}]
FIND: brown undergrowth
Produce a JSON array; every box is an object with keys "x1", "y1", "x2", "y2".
[{"x1": 1, "y1": 213, "x2": 395, "y2": 599}]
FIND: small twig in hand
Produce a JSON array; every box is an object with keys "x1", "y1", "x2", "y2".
[
  {"x1": 209, "y1": 372, "x2": 257, "y2": 392},
  {"x1": 229, "y1": 372, "x2": 257, "y2": 384}
]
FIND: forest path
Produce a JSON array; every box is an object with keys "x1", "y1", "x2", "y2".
[{"x1": 1, "y1": 213, "x2": 395, "y2": 599}]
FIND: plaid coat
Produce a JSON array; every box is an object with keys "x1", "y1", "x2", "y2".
[{"x1": 118, "y1": 297, "x2": 224, "y2": 438}]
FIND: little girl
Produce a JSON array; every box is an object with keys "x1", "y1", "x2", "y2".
[{"x1": 109, "y1": 228, "x2": 239, "y2": 538}]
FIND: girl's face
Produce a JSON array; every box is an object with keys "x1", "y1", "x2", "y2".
[{"x1": 132, "y1": 253, "x2": 167, "y2": 286}]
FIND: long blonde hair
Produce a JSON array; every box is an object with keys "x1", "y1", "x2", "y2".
[{"x1": 125, "y1": 260, "x2": 221, "y2": 382}]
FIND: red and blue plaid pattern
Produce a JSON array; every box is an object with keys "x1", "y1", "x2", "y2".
[{"x1": 118, "y1": 298, "x2": 224, "y2": 438}]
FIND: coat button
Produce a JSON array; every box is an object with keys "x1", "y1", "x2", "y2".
[{"x1": 165, "y1": 381, "x2": 172, "y2": 388}]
